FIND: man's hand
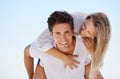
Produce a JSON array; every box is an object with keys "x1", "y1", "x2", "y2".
[{"x1": 63, "y1": 55, "x2": 80, "y2": 69}]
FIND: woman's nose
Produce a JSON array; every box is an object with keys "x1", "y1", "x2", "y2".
[{"x1": 81, "y1": 30, "x2": 87, "y2": 34}]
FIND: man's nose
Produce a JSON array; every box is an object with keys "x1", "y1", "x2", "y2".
[{"x1": 60, "y1": 35, "x2": 66, "y2": 42}]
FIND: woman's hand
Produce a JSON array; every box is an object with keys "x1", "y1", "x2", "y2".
[
  {"x1": 63, "y1": 55, "x2": 80, "y2": 69},
  {"x1": 82, "y1": 37, "x2": 95, "y2": 53}
]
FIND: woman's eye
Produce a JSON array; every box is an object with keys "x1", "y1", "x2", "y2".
[
  {"x1": 88, "y1": 31, "x2": 92, "y2": 36},
  {"x1": 82, "y1": 24, "x2": 86, "y2": 29}
]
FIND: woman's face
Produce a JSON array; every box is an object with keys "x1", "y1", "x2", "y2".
[{"x1": 79, "y1": 18, "x2": 97, "y2": 38}]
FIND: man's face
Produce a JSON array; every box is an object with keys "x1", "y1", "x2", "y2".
[
  {"x1": 50, "y1": 23, "x2": 73, "y2": 52},
  {"x1": 79, "y1": 18, "x2": 97, "y2": 38}
]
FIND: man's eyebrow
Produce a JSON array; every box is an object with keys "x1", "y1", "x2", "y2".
[
  {"x1": 65, "y1": 30, "x2": 69, "y2": 32},
  {"x1": 55, "y1": 32, "x2": 60, "y2": 34}
]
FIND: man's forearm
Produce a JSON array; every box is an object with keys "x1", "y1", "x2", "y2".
[
  {"x1": 24, "y1": 56, "x2": 34, "y2": 79},
  {"x1": 24, "y1": 45, "x2": 34, "y2": 79}
]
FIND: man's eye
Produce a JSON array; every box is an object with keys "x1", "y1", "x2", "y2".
[
  {"x1": 55, "y1": 32, "x2": 60, "y2": 35},
  {"x1": 66, "y1": 31, "x2": 69, "y2": 33},
  {"x1": 65, "y1": 31, "x2": 69, "y2": 35}
]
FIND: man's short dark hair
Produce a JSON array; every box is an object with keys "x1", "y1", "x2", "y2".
[{"x1": 47, "y1": 11, "x2": 74, "y2": 32}]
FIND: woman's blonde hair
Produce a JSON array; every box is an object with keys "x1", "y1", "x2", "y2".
[{"x1": 86, "y1": 12, "x2": 111, "y2": 79}]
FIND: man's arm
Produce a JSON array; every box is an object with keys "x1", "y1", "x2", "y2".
[
  {"x1": 84, "y1": 63, "x2": 91, "y2": 79},
  {"x1": 85, "y1": 63, "x2": 104, "y2": 79},
  {"x1": 95, "y1": 71, "x2": 104, "y2": 79},
  {"x1": 24, "y1": 45, "x2": 34, "y2": 79}
]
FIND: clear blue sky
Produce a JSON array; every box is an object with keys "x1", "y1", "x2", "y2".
[{"x1": 0, "y1": 0, "x2": 120, "y2": 79}]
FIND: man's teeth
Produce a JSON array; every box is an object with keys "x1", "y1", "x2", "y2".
[
  {"x1": 61, "y1": 41, "x2": 67, "y2": 45},
  {"x1": 60, "y1": 42, "x2": 68, "y2": 47}
]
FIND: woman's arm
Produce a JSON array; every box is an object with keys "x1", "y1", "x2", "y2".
[
  {"x1": 35, "y1": 29, "x2": 80, "y2": 68},
  {"x1": 46, "y1": 47, "x2": 80, "y2": 69}
]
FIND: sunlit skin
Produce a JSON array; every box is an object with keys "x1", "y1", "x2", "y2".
[
  {"x1": 50, "y1": 23, "x2": 75, "y2": 55},
  {"x1": 79, "y1": 18, "x2": 97, "y2": 38}
]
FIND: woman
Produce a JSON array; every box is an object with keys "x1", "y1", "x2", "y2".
[{"x1": 81, "y1": 12, "x2": 111, "y2": 78}]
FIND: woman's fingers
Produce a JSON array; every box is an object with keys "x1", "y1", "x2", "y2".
[
  {"x1": 64, "y1": 55, "x2": 80, "y2": 69},
  {"x1": 83, "y1": 37, "x2": 94, "y2": 48}
]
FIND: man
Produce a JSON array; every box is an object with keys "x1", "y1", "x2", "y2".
[{"x1": 33, "y1": 11, "x2": 90, "y2": 79}]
